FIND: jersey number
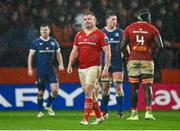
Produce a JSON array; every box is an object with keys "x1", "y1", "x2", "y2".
[{"x1": 136, "y1": 35, "x2": 144, "y2": 45}]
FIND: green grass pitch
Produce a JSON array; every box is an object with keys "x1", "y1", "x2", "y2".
[{"x1": 0, "y1": 110, "x2": 179, "y2": 130}]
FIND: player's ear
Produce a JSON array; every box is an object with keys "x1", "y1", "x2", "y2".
[
  {"x1": 94, "y1": 17, "x2": 97, "y2": 23},
  {"x1": 48, "y1": 26, "x2": 51, "y2": 33}
]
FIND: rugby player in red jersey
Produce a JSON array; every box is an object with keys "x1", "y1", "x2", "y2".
[
  {"x1": 67, "y1": 12, "x2": 111, "y2": 125},
  {"x1": 120, "y1": 9, "x2": 163, "y2": 120}
]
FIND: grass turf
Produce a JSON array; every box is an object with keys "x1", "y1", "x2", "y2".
[{"x1": 0, "y1": 110, "x2": 179, "y2": 130}]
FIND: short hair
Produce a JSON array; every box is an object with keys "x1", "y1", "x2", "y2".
[
  {"x1": 137, "y1": 9, "x2": 151, "y2": 22},
  {"x1": 105, "y1": 12, "x2": 117, "y2": 19},
  {"x1": 40, "y1": 23, "x2": 50, "y2": 29},
  {"x1": 83, "y1": 11, "x2": 96, "y2": 17}
]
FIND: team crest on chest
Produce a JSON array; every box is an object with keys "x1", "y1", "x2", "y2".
[
  {"x1": 91, "y1": 34, "x2": 97, "y2": 39},
  {"x1": 39, "y1": 43, "x2": 43, "y2": 45}
]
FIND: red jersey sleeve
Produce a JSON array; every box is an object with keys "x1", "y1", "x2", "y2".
[
  {"x1": 73, "y1": 32, "x2": 80, "y2": 46},
  {"x1": 152, "y1": 25, "x2": 160, "y2": 36},
  {"x1": 99, "y1": 31, "x2": 109, "y2": 47}
]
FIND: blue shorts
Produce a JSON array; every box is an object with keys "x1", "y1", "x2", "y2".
[
  {"x1": 109, "y1": 57, "x2": 124, "y2": 73},
  {"x1": 37, "y1": 69, "x2": 58, "y2": 84}
]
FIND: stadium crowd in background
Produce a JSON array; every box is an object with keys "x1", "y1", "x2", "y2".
[{"x1": 0, "y1": 0, "x2": 180, "y2": 82}]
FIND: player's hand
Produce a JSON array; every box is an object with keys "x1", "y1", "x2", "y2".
[
  {"x1": 101, "y1": 70, "x2": 109, "y2": 78},
  {"x1": 58, "y1": 65, "x2": 64, "y2": 71},
  {"x1": 67, "y1": 65, "x2": 73, "y2": 74},
  {"x1": 28, "y1": 68, "x2": 33, "y2": 76}
]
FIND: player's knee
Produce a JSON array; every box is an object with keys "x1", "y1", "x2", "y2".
[
  {"x1": 36, "y1": 80, "x2": 45, "y2": 91},
  {"x1": 141, "y1": 74, "x2": 153, "y2": 84},
  {"x1": 84, "y1": 85, "x2": 93, "y2": 98},
  {"x1": 51, "y1": 89, "x2": 58, "y2": 97},
  {"x1": 100, "y1": 82, "x2": 110, "y2": 96},
  {"x1": 129, "y1": 76, "x2": 140, "y2": 84},
  {"x1": 114, "y1": 81, "x2": 124, "y2": 96},
  {"x1": 37, "y1": 90, "x2": 44, "y2": 98}
]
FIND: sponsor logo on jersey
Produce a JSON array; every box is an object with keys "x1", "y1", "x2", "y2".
[
  {"x1": 110, "y1": 38, "x2": 113, "y2": 41},
  {"x1": 51, "y1": 42, "x2": 55, "y2": 46},
  {"x1": 115, "y1": 32, "x2": 119, "y2": 37},
  {"x1": 91, "y1": 34, "x2": 97, "y2": 39}
]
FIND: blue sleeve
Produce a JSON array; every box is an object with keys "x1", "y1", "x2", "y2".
[
  {"x1": 119, "y1": 28, "x2": 124, "y2": 41},
  {"x1": 30, "y1": 40, "x2": 37, "y2": 50},
  {"x1": 54, "y1": 39, "x2": 60, "y2": 51}
]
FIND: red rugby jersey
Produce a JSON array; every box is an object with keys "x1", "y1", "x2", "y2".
[
  {"x1": 74, "y1": 29, "x2": 109, "y2": 69},
  {"x1": 123, "y1": 21, "x2": 160, "y2": 61}
]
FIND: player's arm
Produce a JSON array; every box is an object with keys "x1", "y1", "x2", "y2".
[
  {"x1": 102, "y1": 44, "x2": 111, "y2": 77},
  {"x1": 67, "y1": 45, "x2": 79, "y2": 73},
  {"x1": 28, "y1": 49, "x2": 35, "y2": 76},
  {"x1": 120, "y1": 36, "x2": 129, "y2": 58},
  {"x1": 56, "y1": 49, "x2": 64, "y2": 71},
  {"x1": 153, "y1": 34, "x2": 163, "y2": 59}
]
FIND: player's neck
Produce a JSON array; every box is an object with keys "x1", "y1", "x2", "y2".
[
  {"x1": 40, "y1": 36, "x2": 50, "y2": 41},
  {"x1": 105, "y1": 26, "x2": 116, "y2": 32},
  {"x1": 84, "y1": 27, "x2": 97, "y2": 35}
]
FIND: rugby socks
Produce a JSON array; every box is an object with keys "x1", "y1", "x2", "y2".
[
  {"x1": 101, "y1": 95, "x2": 109, "y2": 113},
  {"x1": 46, "y1": 93, "x2": 55, "y2": 107},
  {"x1": 116, "y1": 96, "x2": 124, "y2": 113},
  {"x1": 37, "y1": 97, "x2": 44, "y2": 112},
  {"x1": 131, "y1": 108, "x2": 138, "y2": 116},
  {"x1": 93, "y1": 101, "x2": 102, "y2": 118},
  {"x1": 143, "y1": 84, "x2": 152, "y2": 111},
  {"x1": 84, "y1": 98, "x2": 93, "y2": 121},
  {"x1": 146, "y1": 106, "x2": 152, "y2": 113},
  {"x1": 130, "y1": 83, "x2": 139, "y2": 109}
]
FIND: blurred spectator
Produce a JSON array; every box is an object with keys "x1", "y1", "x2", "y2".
[
  {"x1": 51, "y1": 12, "x2": 72, "y2": 48},
  {"x1": 0, "y1": 0, "x2": 179, "y2": 72},
  {"x1": 154, "y1": 19, "x2": 175, "y2": 82}
]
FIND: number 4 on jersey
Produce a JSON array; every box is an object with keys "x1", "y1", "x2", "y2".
[{"x1": 136, "y1": 35, "x2": 144, "y2": 45}]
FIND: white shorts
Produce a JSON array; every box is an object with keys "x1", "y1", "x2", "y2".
[{"x1": 78, "y1": 66, "x2": 101, "y2": 88}]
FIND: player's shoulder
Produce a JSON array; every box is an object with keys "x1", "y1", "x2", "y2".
[
  {"x1": 147, "y1": 23, "x2": 158, "y2": 30},
  {"x1": 32, "y1": 37, "x2": 41, "y2": 44},
  {"x1": 101, "y1": 27, "x2": 106, "y2": 32},
  {"x1": 95, "y1": 28, "x2": 106, "y2": 36},
  {"x1": 76, "y1": 30, "x2": 84, "y2": 36},
  {"x1": 50, "y1": 37, "x2": 58, "y2": 42},
  {"x1": 116, "y1": 27, "x2": 124, "y2": 33},
  {"x1": 124, "y1": 22, "x2": 136, "y2": 31},
  {"x1": 129, "y1": 21, "x2": 140, "y2": 27}
]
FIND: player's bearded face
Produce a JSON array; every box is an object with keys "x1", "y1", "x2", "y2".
[
  {"x1": 40, "y1": 26, "x2": 50, "y2": 39},
  {"x1": 84, "y1": 15, "x2": 96, "y2": 29}
]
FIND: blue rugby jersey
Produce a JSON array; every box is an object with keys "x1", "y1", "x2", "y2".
[
  {"x1": 101, "y1": 27, "x2": 123, "y2": 65},
  {"x1": 31, "y1": 37, "x2": 60, "y2": 72}
]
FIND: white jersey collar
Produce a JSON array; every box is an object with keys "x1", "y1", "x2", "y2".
[{"x1": 40, "y1": 36, "x2": 50, "y2": 41}]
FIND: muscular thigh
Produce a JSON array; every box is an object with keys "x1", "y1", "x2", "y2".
[
  {"x1": 78, "y1": 66, "x2": 101, "y2": 89},
  {"x1": 48, "y1": 70, "x2": 58, "y2": 84},
  {"x1": 86, "y1": 66, "x2": 101, "y2": 88},
  {"x1": 140, "y1": 60, "x2": 154, "y2": 75},
  {"x1": 112, "y1": 72, "x2": 123, "y2": 82},
  {"x1": 78, "y1": 68, "x2": 87, "y2": 88},
  {"x1": 127, "y1": 60, "x2": 141, "y2": 76}
]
